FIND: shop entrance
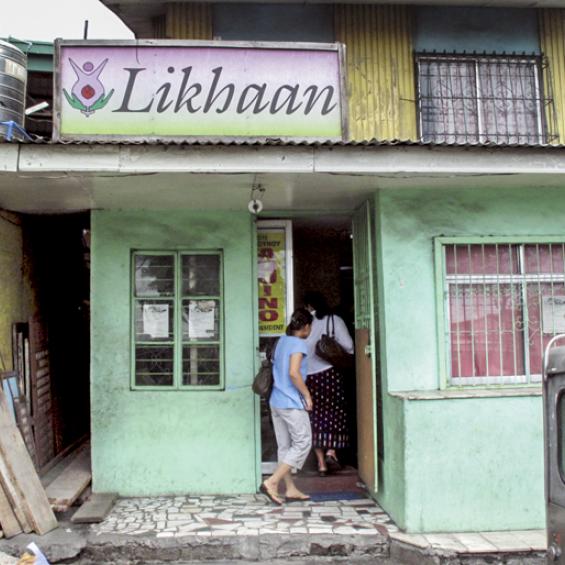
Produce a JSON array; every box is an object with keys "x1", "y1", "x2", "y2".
[{"x1": 257, "y1": 205, "x2": 379, "y2": 497}]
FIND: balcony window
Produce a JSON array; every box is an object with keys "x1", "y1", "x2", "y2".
[{"x1": 417, "y1": 54, "x2": 550, "y2": 145}]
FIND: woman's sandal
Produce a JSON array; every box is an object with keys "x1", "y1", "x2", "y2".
[
  {"x1": 318, "y1": 467, "x2": 328, "y2": 477},
  {"x1": 325, "y1": 453, "x2": 341, "y2": 471},
  {"x1": 285, "y1": 494, "x2": 311, "y2": 502},
  {"x1": 260, "y1": 482, "x2": 283, "y2": 506}
]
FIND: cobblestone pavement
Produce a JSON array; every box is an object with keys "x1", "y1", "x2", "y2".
[{"x1": 92, "y1": 494, "x2": 399, "y2": 538}]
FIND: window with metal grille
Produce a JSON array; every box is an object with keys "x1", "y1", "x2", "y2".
[
  {"x1": 132, "y1": 251, "x2": 223, "y2": 390},
  {"x1": 439, "y1": 241, "x2": 565, "y2": 385},
  {"x1": 417, "y1": 54, "x2": 551, "y2": 145}
]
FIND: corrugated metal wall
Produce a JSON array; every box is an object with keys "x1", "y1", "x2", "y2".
[
  {"x1": 152, "y1": 15, "x2": 167, "y2": 39},
  {"x1": 158, "y1": 3, "x2": 416, "y2": 141},
  {"x1": 335, "y1": 5, "x2": 417, "y2": 142},
  {"x1": 540, "y1": 9, "x2": 565, "y2": 144},
  {"x1": 165, "y1": 3, "x2": 213, "y2": 39}
]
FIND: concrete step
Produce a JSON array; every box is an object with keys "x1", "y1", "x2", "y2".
[{"x1": 0, "y1": 525, "x2": 388, "y2": 564}]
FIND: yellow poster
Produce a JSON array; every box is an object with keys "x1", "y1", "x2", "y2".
[{"x1": 258, "y1": 227, "x2": 287, "y2": 336}]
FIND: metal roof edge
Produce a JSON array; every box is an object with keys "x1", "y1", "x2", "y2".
[
  {"x1": 13, "y1": 140, "x2": 565, "y2": 176},
  {"x1": 5, "y1": 137, "x2": 565, "y2": 149}
]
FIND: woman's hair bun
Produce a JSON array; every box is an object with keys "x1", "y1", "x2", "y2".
[{"x1": 286, "y1": 308, "x2": 313, "y2": 335}]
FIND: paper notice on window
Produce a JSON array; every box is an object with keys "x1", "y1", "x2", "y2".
[
  {"x1": 542, "y1": 295, "x2": 565, "y2": 334},
  {"x1": 188, "y1": 300, "x2": 216, "y2": 339},
  {"x1": 143, "y1": 303, "x2": 169, "y2": 338}
]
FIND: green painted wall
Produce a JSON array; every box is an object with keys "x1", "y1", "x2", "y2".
[
  {"x1": 373, "y1": 192, "x2": 407, "y2": 527},
  {"x1": 0, "y1": 213, "x2": 23, "y2": 370},
  {"x1": 404, "y1": 395, "x2": 543, "y2": 532},
  {"x1": 376, "y1": 394, "x2": 406, "y2": 528},
  {"x1": 91, "y1": 210, "x2": 257, "y2": 495},
  {"x1": 375, "y1": 185, "x2": 560, "y2": 532}
]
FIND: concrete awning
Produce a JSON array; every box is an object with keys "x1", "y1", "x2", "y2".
[{"x1": 2, "y1": 143, "x2": 565, "y2": 213}]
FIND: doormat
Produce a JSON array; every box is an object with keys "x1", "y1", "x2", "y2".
[{"x1": 309, "y1": 491, "x2": 367, "y2": 501}]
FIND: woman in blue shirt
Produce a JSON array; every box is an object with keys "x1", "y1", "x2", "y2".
[{"x1": 260, "y1": 308, "x2": 313, "y2": 505}]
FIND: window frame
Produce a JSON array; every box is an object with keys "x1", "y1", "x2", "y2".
[
  {"x1": 415, "y1": 52, "x2": 547, "y2": 145},
  {"x1": 131, "y1": 249, "x2": 224, "y2": 391},
  {"x1": 435, "y1": 236, "x2": 565, "y2": 389}
]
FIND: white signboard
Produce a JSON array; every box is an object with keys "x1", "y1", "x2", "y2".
[
  {"x1": 187, "y1": 300, "x2": 216, "y2": 339},
  {"x1": 143, "y1": 304, "x2": 169, "y2": 338},
  {"x1": 55, "y1": 40, "x2": 346, "y2": 142}
]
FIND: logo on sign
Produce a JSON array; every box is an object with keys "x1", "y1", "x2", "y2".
[{"x1": 63, "y1": 58, "x2": 114, "y2": 117}]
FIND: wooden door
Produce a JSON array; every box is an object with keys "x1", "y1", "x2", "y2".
[
  {"x1": 352, "y1": 202, "x2": 378, "y2": 494},
  {"x1": 29, "y1": 316, "x2": 55, "y2": 470}
]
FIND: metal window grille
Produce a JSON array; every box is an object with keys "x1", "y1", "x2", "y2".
[
  {"x1": 417, "y1": 53, "x2": 556, "y2": 145},
  {"x1": 444, "y1": 243, "x2": 565, "y2": 385}
]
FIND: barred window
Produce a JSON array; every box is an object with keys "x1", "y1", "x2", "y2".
[
  {"x1": 417, "y1": 54, "x2": 548, "y2": 145},
  {"x1": 442, "y1": 242, "x2": 565, "y2": 385},
  {"x1": 132, "y1": 251, "x2": 223, "y2": 389}
]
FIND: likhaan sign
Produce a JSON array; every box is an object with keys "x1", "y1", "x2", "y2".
[{"x1": 54, "y1": 40, "x2": 347, "y2": 142}]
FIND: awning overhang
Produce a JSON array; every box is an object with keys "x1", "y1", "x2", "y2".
[{"x1": 2, "y1": 143, "x2": 565, "y2": 213}]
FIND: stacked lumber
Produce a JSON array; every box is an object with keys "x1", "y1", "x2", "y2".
[{"x1": 0, "y1": 390, "x2": 57, "y2": 538}]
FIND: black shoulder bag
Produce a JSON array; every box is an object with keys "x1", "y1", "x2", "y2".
[
  {"x1": 252, "y1": 340, "x2": 277, "y2": 399},
  {"x1": 315, "y1": 315, "x2": 354, "y2": 372}
]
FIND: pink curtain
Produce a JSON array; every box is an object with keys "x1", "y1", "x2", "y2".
[
  {"x1": 447, "y1": 244, "x2": 565, "y2": 380},
  {"x1": 449, "y1": 284, "x2": 524, "y2": 378}
]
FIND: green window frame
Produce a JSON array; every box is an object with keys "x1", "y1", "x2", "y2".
[
  {"x1": 435, "y1": 236, "x2": 565, "y2": 388},
  {"x1": 131, "y1": 250, "x2": 224, "y2": 390}
]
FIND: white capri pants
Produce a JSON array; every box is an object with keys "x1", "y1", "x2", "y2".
[{"x1": 271, "y1": 407, "x2": 312, "y2": 469}]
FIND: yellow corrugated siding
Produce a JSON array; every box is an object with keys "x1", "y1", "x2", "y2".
[
  {"x1": 540, "y1": 9, "x2": 565, "y2": 144},
  {"x1": 335, "y1": 5, "x2": 417, "y2": 142},
  {"x1": 165, "y1": 3, "x2": 213, "y2": 40},
  {"x1": 152, "y1": 15, "x2": 167, "y2": 39}
]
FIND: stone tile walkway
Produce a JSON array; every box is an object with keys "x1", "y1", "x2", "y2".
[
  {"x1": 92, "y1": 494, "x2": 399, "y2": 539},
  {"x1": 390, "y1": 529, "x2": 547, "y2": 554},
  {"x1": 91, "y1": 493, "x2": 547, "y2": 558}
]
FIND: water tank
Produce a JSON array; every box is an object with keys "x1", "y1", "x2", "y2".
[{"x1": 0, "y1": 40, "x2": 27, "y2": 141}]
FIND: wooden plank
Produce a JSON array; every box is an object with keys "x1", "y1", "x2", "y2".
[
  {"x1": 13, "y1": 398, "x2": 37, "y2": 466},
  {"x1": 36, "y1": 376, "x2": 50, "y2": 389},
  {"x1": 39, "y1": 435, "x2": 89, "y2": 478},
  {"x1": 0, "y1": 449, "x2": 32, "y2": 533},
  {"x1": 71, "y1": 493, "x2": 117, "y2": 524},
  {"x1": 0, "y1": 390, "x2": 57, "y2": 535},
  {"x1": 0, "y1": 482, "x2": 22, "y2": 538},
  {"x1": 24, "y1": 337, "x2": 30, "y2": 411},
  {"x1": 46, "y1": 449, "x2": 91, "y2": 512}
]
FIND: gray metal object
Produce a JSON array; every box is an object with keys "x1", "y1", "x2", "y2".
[
  {"x1": 0, "y1": 40, "x2": 27, "y2": 141},
  {"x1": 544, "y1": 336, "x2": 565, "y2": 563}
]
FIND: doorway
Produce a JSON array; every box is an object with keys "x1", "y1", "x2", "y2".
[
  {"x1": 22, "y1": 213, "x2": 91, "y2": 472},
  {"x1": 258, "y1": 210, "x2": 378, "y2": 498}
]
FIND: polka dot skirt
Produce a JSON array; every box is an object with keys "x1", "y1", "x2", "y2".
[{"x1": 307, "y1": 367, "x2": 350, "y2": 449}]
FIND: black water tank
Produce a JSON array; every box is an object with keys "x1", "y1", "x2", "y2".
[{"x1": 0, "y1": 40, "x2": 27, "y2": 140}]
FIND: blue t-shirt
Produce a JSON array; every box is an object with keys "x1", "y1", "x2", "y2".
[{"x1": 269, "y1": 335, "x2": 308, "y2": 410}]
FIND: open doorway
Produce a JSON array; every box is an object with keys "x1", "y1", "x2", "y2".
[
  {"x1": 21, "y1": 213, "x2": 90, "y2": 473},
  {"x1": 259, "y1": 214, "x2": 373, "y2": 499}
]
